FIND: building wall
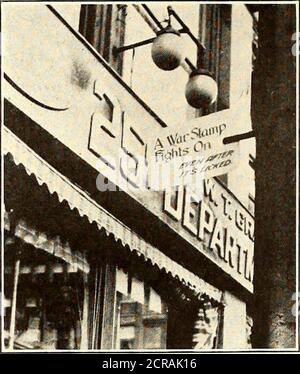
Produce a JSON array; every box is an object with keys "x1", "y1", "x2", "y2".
[
  {"x1": 222, "y1": 291, "x2": 248, "y2": 349},
  {"x1": 228, "y1": 4, "x2": 256, "y2": 206},
  {"x1": 49, "y1": 2, "x2": 254, "y2": 349},
  {"x1": 53, "y1": 3, "x2": 81, "y2": 30},
  {"x1": 251, "y1": 4, "x2": 296, "y2": 349},
  {"x1": 51, "y1": 3, "x2": 255, "y2": 207}
]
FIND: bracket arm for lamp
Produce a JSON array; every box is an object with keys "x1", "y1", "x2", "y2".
[
  {"x1": 113, "y1": 30, "x2": 202, "y2": 70},
  {"x1": 114, "y1": 4, "x2": 217, "y2": 109},
  {"x1": 167, "y1": 6, "x2": 206, "y2": 54},
  {"x1": 113, "y1": 37, "x2": 157, "y2": 55},
  {"x1": 113, "y1": 5, "x2": 204, "y2": 74}
]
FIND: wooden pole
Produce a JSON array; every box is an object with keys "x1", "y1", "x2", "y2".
[
  {"x1": 251, "y1": 4, "x2": 296, "y2": 348},
  {"x1": 8, "y1": 249, "x2": 21, "y2": 350},
  {"x1": 80, "y1": 270, "x2": 89, "y2": 350},
  {"x1": 6, "y1": 208, "x2": 20, "y2": 351},
  {"x1": 101, "y1": 264, "x2": 117, "y2": 349}
]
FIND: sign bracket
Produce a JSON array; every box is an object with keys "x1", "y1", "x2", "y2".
[{"x1": 223, "y1": 130, "x2": 255, "y2": 144}]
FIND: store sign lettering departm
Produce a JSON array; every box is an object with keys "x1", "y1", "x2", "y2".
[{"x1": 163, "y1": 180, "x2": 254, "y2": 285}]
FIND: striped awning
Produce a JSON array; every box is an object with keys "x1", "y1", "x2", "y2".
[{"x1": 3, "y1": 126, "x2": 222, "y2": 303}]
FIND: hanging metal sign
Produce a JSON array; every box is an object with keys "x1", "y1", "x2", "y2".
[{"x1": 148, "y1": 109, "x2": 240, "y2": 189}]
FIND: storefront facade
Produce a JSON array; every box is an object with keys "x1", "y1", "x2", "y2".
[{"x1": 2, "y1": 3, "x2": 255, "y2": 350}]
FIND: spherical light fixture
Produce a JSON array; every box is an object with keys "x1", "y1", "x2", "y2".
[
  {"x1": 185, "y1": 70, "x2": 218, "y2": 109},
  {"x1": 151, "y1": 26, "x2": 185, "y2": 71}
]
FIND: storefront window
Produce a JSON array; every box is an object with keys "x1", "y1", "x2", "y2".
[
  {"x1": 3, "y1": 155, "x2": 223, "y2": 351},
  {"x1": 114, "y1": 268, "x2": 167, "y2": 350},
  {"x1": 4, "y1": 243, "x2": 87, "y2": 350}
]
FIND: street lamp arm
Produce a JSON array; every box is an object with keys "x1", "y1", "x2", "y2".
[{"x1": 167, "y1": 6, "x2": 206, "y2": 53}]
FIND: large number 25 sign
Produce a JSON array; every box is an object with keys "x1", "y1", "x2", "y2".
[{"x1": 88, "y1": 79, "x2": 148, "y2": 189}]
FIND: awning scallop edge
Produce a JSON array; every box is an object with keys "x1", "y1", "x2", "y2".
[{"x1": 3, "y1": 126, "x2": 222, "y2": 303}]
